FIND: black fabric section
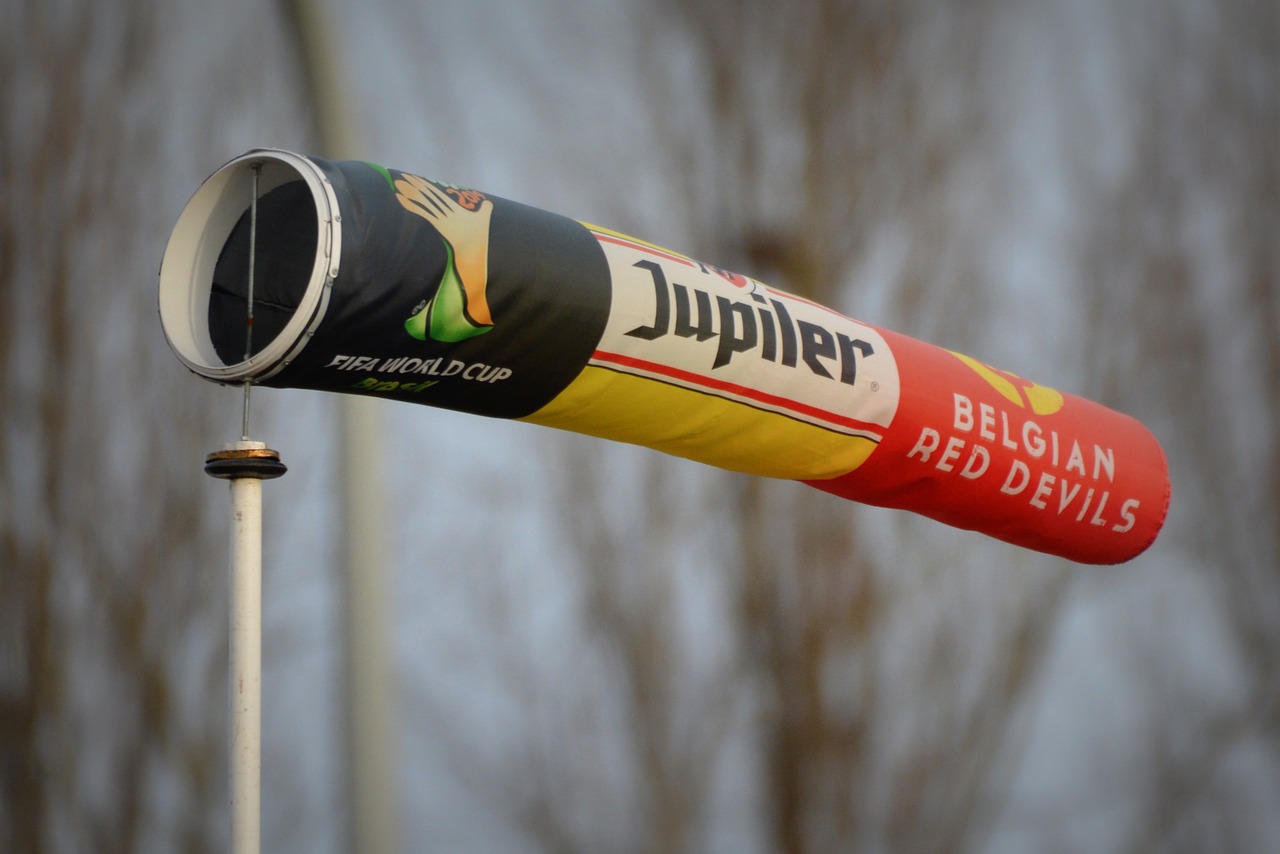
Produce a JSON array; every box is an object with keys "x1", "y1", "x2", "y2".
[
  {"x1": 209, "y1": 181, "x2": 317, "y2": 364},
  {"x1": 264, "y1": 159, "x2": 613, "y2": 420}
]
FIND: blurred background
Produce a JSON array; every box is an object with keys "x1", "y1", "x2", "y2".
[{"x1": 2, "y1": 0, "x2": 1277, "y2": 851}]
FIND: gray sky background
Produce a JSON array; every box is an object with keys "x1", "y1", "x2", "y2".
[{"x1": 2, "y1": 0, "x2": 1276, "y2": 851}]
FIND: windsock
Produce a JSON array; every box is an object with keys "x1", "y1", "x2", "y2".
[{"x1": 159, "y1": 149, "x2": 1169, "y2": 564}]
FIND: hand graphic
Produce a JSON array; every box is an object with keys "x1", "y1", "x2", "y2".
[{"x1": 396, "y1": 174, "x2": 494, "y2": 339}]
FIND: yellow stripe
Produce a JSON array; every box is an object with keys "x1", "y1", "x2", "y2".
[
  {"x1": 581, "y1": 223, "x2": 694, "y2": 260},
  {"x1": 521, "y1": 366, "x2": 877, "y2": 480}
]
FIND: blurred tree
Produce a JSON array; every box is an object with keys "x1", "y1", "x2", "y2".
[
  {"x1": 264, "y1": 1, "x2": 1278, "y2": 851},
  {"x1": 1070, "y1": 0, "x2": 1279, "y2": 849},
  {"x1": 1, "y1": 7, "x2": 214, "y2": 849},
  {"x1": 0, "y1": 1, "x2": 313, "y2": 849},
  {"x1": 450, "y1": 1, "x2": 1074, "y2": 852},
  {"x1": 633, "y1": 3, "x2": 1070, "y2": 851}
]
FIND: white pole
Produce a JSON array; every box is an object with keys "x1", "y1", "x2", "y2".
[
  {"x1": 230, "y1": 465, "x2": 262, "y2": 854},
  {"x1": 207, "y1": 440, "x2": 287, "y2": 854}
]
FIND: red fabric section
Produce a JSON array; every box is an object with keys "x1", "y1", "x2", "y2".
[{"x1": 805, "y1": 328, "x2": 1170, "y2": 564}]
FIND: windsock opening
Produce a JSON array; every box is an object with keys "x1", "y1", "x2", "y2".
[{"x1": 158, "y1": 149, "x2": 341, "y2": 383}]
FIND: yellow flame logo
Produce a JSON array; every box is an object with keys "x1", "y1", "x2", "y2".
[{"x1": 950, "y1": 352, "x2": 1064, "y2": 416}]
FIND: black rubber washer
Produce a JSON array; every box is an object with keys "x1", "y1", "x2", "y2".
[{"x1": 204, "y1": 452, "x2": 288, "y2": 480}]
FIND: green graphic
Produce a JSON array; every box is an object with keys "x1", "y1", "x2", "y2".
[
  {"x1": 394, "y1": 173, "x2": 494, "y2": 343},
  {"x1": 365, "y1": 161, "x2": 396, "y2": 191},
  {"x1": 403, "y1": 241, "x2": 488, "y2": 342}
]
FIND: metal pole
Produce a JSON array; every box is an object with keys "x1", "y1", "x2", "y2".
[
  {"x1": 206, "y1": 441, "x2": 287, "y2": 854},
  {"x1": 229, "y1": 459, "x2": 262, "y2": 854},
  {"x1": 203, "y1": 162, "x2": 286, "y2": 854}
]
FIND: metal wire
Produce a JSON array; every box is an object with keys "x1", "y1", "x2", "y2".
[{"x1": 242, "y1": 164, "x2": 260, "y2": 440}]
